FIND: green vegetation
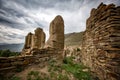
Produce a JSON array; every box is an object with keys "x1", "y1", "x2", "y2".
[
  {"x1": 27, "y1": 71, "x2": 49, "y2": 80},
  {"x1": 28, "y1": 71, "x2": 39, "y2": 76},
  {"x1": 0, "y1": 49, "x2": 19, "y2": 57},
  {"x1": 57, "y1": 74, "x2": 69, "y2": 80},
  {"x1": 62, "y1": 57, "x2": 92, "y2": 80},
  {"x1": 15, "y1": 65, "x2": 24, "y2": 72},
  {"x1": 77, "y1": 48, "x2": 81, "y2": 51},
  {"x1": 10, "y1": 76, "x2": 21, "y2": 80},
  {"x1": 27, "y1": 71, "x2": 41, "y2": 80},
  {"x1": 47, "y1": 58, "x2": 69, "y2": 80},
  {"x1": 0, "y1": 74, "x2": 4, "y2": 80}
]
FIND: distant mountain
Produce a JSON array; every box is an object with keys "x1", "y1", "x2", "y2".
[
  {"x1": 0, "y1": 43, "x2": 24, "y2": 52},
  {"x1": 65, "y1": 32, "x2": 84, "y2": 46}
]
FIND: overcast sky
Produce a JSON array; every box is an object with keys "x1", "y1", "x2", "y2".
[{"x1": 0, "y1": 0, "x2": 120, "y2": 44}]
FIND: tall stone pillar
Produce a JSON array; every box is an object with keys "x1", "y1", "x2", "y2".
[{"x1": 45, "y1": 15, "x2": 64, "y2": 50}]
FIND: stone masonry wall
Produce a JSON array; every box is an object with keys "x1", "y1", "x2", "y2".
[
  {"x1": 0, "y1": 56, "x2": 35, "y2": 73},
  {"x1": 0, "y1": 49, "x2": 63, "y2": 74},
  {"x1": 81, "y1": 3, "x2": 120, "y2": 80}
]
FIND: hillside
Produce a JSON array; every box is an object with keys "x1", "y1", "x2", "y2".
[{"x1": 65, "y1": 32, "x2": 84, "y2": 46}]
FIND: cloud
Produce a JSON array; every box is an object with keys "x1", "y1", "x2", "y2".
[{"x1": 0, "y1": 0, "x2": 120, "y2": 44}]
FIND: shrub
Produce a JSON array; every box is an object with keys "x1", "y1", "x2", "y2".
[
  {"x1": 0, "y1": 49, "x2": 19, "y2": 57},
  {"x1": 57, "y1": 74, "x2": 69, "y2": 80},
  {"x1": 0, "y1": 74, "x2": 5, "y2": 80},
  {"x1": 0, "y1": 49, "x2": 11, "y2": 57},
  {"x1": 28, "y1": 71, "x2": 39, "y2": 76},
  {"x1": 27, "y1": 71, "x2": 41, "y2": 80},
  {"x1": 77, "y1": 48, "x2": 80, "y2": 51},
  {"x1": 48, "y1": 59, "x2": 56, "y2": 67},
  {"x1": 62, "y1": 57, "x2": 92, "y2": 80},
  {"x1": 15, "y1": 65, "x2": 24, "y2": 72},
  {"x1": 63, "y1": 57, "x2": 73, "y2": 64},
  {"x1": 10, "y1": 76, "x2": 21, "y2": 80}
]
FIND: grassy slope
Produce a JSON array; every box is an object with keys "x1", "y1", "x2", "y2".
[{"x1": 65, "y1": 32, "x2": 84, "y2": 46}]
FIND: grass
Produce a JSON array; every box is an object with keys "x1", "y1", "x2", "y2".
[
  {"x1": 27, "y1": 71, "x2": 41, "y2": 80},
  {"x1": 10, "y1": 76, "x2": 21, "y2": 80},
  {"x1": 0, "y1": 49, "x2": 19, "y2": 57},
  {"x1": 57, "y1": 73, "x2": 69, "y2": 80},
  {"x1": 28, "y1": 71, "x2": 39, "y2": 76},
  {"x1": 15, "y1": 65, "x2": 24, "y2": 72},
  {"x1": 62, "y1": 57, "x2": 92, "y2": 80}
]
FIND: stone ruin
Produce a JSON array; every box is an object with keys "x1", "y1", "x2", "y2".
[
  {"x1": 22, "y1": 15, "x2": 64, "y2": 55},
  {"x1": 17, "y1": 3, "x2": 120, "y2": 80},
  {"x1": 0, "y1": 17, "x2": 64, "y2": 73},
  {"x1": 81, "y1": 3, "x2": 120, "y2": 80},
  {"x1": 22, "y1": 28, "x2": 46, "y2": 55}
]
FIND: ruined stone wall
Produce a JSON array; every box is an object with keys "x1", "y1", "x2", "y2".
[
  {"x1": 0, "y1": 56, "x2": 35, "y2": 72},
  {"x1": 81, "y1": 3, "x2": 120, "y2": 80},
  {"x1": 0, "y1": 49, "x2": 63, "y2": 73}
]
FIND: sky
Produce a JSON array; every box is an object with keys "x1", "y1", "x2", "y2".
[{"x1": 0, "y1": 0, "x2": 120, "y2": 44}]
